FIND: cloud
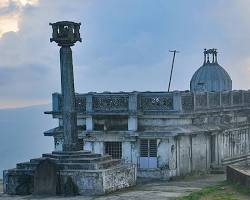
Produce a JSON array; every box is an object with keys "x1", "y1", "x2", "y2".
[
  {"x1": 1, "y1": 0, "x2": 250, "y2": 108},
  {"x1": 0, "y1": 0, "x2": 38, "y2": 37}
]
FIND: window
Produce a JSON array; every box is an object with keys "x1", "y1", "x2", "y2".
[
  {"x1": 105, "y1": 142, "x2": 122, "y2": 159},
  {"x1": 140, "y1": 139, "x2": 157, "y2": 157},
  {"x1": 139, "y1": 139, "x2": 157, "y2": 168}
]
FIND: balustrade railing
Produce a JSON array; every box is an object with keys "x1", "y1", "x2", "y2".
[{"x1": 52, "y1": 90, "x2": 250, "y2": 114}]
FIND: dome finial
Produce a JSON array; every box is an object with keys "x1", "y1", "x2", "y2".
[
  {"x1": 203, "y1": 48, "x2": 207, "y2": 64},
  {"x1": 207, "y1": 53, "x2": 210, "y2": 63},
  {"x1": 214, "y1": 49, "x2": 218, "y2": 63},
  {"x1": 204, "y1": 48, "x2": 218, "y2": 64}
]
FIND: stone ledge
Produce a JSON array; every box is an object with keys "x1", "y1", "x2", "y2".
[{"x1": 226, "y1": 165, "x2": 250, "y2": 187}]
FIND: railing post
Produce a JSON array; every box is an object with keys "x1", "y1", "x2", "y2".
[
  {"x1": 193, "y1": 92, "x2": 196, "y2": 111},
  {"x1": 86, "y1": 94, "x2": 93, "y2": 131},
  {"x1": 128, "y1": 93, "x2": 138, "y2": 131},
  {"x1": 173, "y1": 91, "x2": 182, "y2": 111}
]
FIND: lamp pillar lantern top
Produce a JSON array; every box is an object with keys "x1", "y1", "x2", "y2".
[
  {"x1": 50, "y1": 21, "x2": 82, "y2": 151},
  {"x1": 50, "y1": 21, "x2": 82, "y2": 46}
]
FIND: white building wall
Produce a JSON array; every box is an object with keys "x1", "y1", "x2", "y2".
[
  {"x1": 178, "y1": 136, "x2": 191, "y2": 175},
  {"x1": 122, "y1": 142, "x2": 132, "y2": 163},
  {"x1": 128, "y1": 117, "x2": 137, "y2": 131},
  {"x1": 157, "y1": 138, "x2": 177, "y2": 170},
  {"x1": 93, "y1": 142, "x2": 104, "y2": 155},
  {"x1": 84, "y1": 141, "x2": 93, "y2": 152},
  {"x1": 131, "y1": 141, "x2": 139, "y2": 165},
  {"x1": 77, "y1": 118, "x2": 85, "y2": 126},
  {"x1": 157, "y1": 139, "x2": 169, "y2": 168},
  {"x1": 191, "y1": 134, "x2": 208, "y2": 171}
]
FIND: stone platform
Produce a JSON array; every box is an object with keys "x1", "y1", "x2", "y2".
[
  {"x1": 3, "y1": 151, "x2": 137, "y2": 196},
  {"x1": 226, "y1": 164, "x2": 250, "y2": 187}
]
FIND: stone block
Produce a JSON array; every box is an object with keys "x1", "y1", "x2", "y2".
[{"x1": 33, "y1": 159, "x2": 58, "y2": 195}]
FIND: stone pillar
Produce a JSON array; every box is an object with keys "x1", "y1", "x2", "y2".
[
  {"x1": 128, "y1": 93, "x2": 138, "y2": 131},
  {"x1": 50, "y1": 21, "x2": 82, "y2": 151},
  {"x1": 60, "y1": 47, "x2": 78, "y2": 151},
  {"x1": 173, "y1": 91, "x2": 182, "y2": 111},
  {"x1": 128, "y1": 116, "x2": 137, "y2": 131},
  {"x1": 122, "y1": 142, "x2": 132, "y2": 163}
]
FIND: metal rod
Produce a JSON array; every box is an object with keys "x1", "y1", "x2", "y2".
[{"x1": 168, "y1": 50, "x2": 179, "y2": 92}]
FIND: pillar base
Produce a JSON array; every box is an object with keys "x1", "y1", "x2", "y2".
[{"x1": 63, "y1": 143, "x2": 80, "y2": 151}]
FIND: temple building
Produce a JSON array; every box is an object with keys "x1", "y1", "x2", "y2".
[{"x1": 45, "y1": 49, "x2": 250, "y2": 179}]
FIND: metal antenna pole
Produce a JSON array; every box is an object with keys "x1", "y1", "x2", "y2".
[{"x1": 168, "y1": 50, "x2": 179, "y2": 92}]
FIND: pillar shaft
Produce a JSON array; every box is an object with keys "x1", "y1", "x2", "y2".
[{"x1": 60, "y1": 46, "x2": 78, "y2": 151}]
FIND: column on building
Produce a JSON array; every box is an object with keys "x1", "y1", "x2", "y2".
[
  {"x1": 128, "y1": 93, "x2": 138, "y2": 131},
  {"x1": 86, "y1": 94, "x2": 93, "y2": 131},
  {"x1": 173, "y1": 91, "x2": 182, "y2": 111}
]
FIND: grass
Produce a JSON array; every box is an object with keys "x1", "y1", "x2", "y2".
[{"x1": 177, "y1": 181, "x2": 250, "y2": 200}]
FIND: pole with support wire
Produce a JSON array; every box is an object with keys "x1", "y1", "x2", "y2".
[{"x1": 168, "y1": 50, "x2": 179, "y2": 92}]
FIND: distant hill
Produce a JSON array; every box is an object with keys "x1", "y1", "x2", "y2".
[{"x1": 0, "y1": 105, "x2": 55, "y2": 175}]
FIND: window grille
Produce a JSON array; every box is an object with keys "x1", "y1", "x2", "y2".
[
  {"x1": 140, "y1": 139, "x2": 157, "y2": 157},
  {"x1": 105, "y1": 142, "x2": 122, "y2": 159}
]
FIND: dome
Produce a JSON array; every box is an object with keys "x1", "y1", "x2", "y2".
[{"x1": 190, "y1": 49, "x2": 232, "y2": 92}]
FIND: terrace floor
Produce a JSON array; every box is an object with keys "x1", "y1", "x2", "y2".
[{"x1": 0, "y1": 174, "x2": 225, "y2": 200}]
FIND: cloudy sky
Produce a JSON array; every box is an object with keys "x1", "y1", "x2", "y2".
[{"x1": 1, "y1": 0, "x2": 250, "y2": 108}]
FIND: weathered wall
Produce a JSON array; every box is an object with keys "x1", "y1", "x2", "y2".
[
  {"x1": 191, "y1": 134, "x2": 208, "y2": 171},
  {"x1": 137, "y1": 168, "x2": 176, "y2": 180},
  {"x1": 84, "y1": 141, "x2": 104, "y2": 155},
  {"x1": 177, "y1": 136, "x2": 191, "y2": 175},
  {"x1": 93, "y1": 142, "x2": 104, "y2": 155},
  {"x1": 84, "y1": 141, "x2": 93, "y2": 152},
  {"x1": 218, "y1": 127, "x2": 250, "y2": 163},
  {"x1": 176, "y1": 134, "x2": 211, "y2": 176},
  {"x1": 60, "y1": 170, "x2": 103, "y2": 195},
  {"x1": 103, "y1": 164, "x2": 136, "y2": 193},
  {"x1": 138, "y1": 118, "x2": 192, "y2": 131},
  {"x1": 157, "y1": 138, "x2": 176, "y2": 170},
  {"x1": 122, "y1": 142, "x2": 132, "y2": 163}
]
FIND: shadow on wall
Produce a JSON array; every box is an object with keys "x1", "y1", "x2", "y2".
[{"x1": 0, "y1": 104, "x2": 55, "y2": 175}]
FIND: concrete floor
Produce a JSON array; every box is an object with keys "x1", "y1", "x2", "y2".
[{"x1": 0, "y1": 174, "x2": 225, "y2": 200}]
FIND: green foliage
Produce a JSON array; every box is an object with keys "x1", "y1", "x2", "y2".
[
  {"x1": 177, "y1": 181, "x2": 250, "y2": 200},
  {"x1": 230, "y1": 182, "x2": 250, "y2": 195},
  {"x1": 177, "y1": 185, "x2": 224, "y2": 200}
]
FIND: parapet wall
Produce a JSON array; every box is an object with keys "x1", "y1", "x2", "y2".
[{"x1": 51, "y1": 90, "x2": 250, "y2": 115}]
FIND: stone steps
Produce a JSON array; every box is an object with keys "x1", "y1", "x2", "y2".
[
  {"x1": 97, "y1": 159, "x2": 122, "y2": 169},
  {"x1": 209, "y1": 168, "x2": 225, "y2": 174},
  {"x1": 16, "y1": 151, "x2": 122, "y2": 171},
  {"x1": 42, "y1": 153, "x2": 102, "y2": 159},
  {"x1": 210, "y1": 164, "x2": 225, "y2": 174},
  {"x1": 31, "y1": 155, "x2": 112, "y2": 164},
  {"x1": 17, "y1": 161, "x2": 96, "y2": 170},
  {"x1": 17, "y1": 159, "x2": 122, "y2": 171},
  {"x1": 58, "y1": 163, "x2": 98, "y2": 170},
  {"x1": 52, "y1": 150, "x2": 91, "y2": 155}
]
